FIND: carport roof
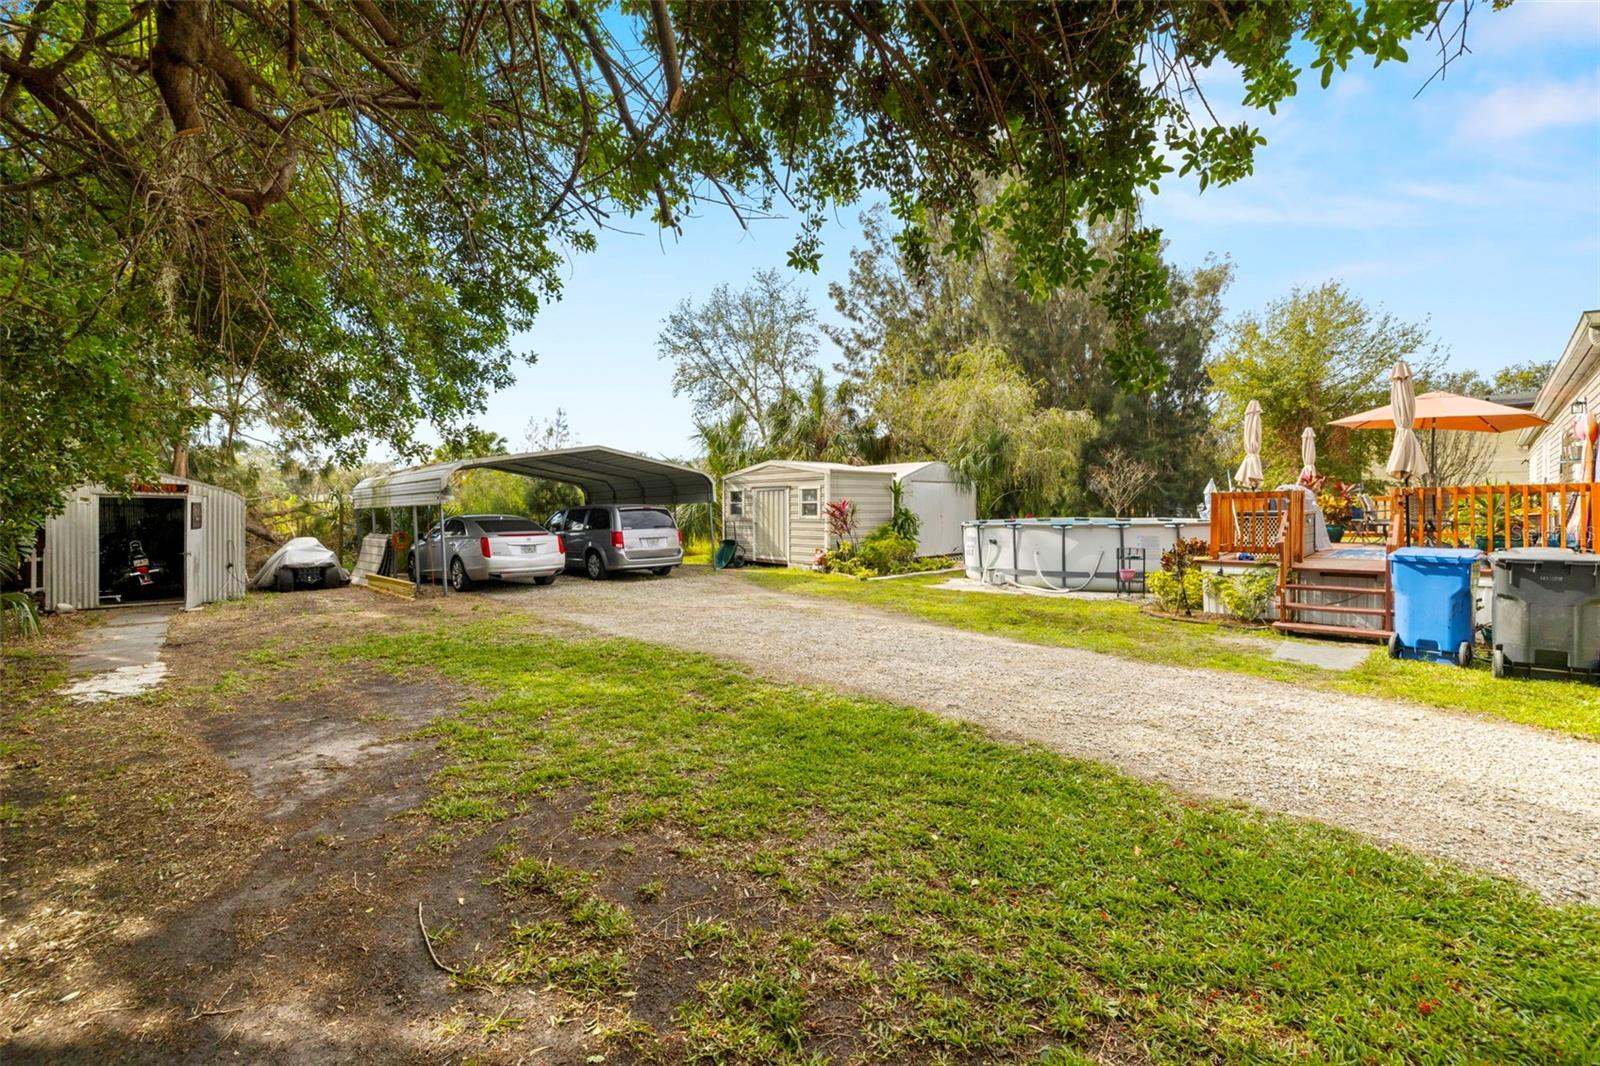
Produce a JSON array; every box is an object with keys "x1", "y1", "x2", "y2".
[{"x1": 352, "y1": 446, "x2": 715, "y2": 510}]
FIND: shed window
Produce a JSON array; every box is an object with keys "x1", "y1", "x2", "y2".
[
  {"x1": 800, "y1": 488, "x2": 818, "y2": 516},
  {"x1": 729, "y1": 491, "x2": 743, "y2": 516}
]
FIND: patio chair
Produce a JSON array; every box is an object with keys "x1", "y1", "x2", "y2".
[{"x1": 1349, "y1": 493, "x2": 1390, "y2": 543}]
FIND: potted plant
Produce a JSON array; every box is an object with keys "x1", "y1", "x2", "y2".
[{"x1": 1317, "y1": 481, "x2": 1356, "y2": 543}]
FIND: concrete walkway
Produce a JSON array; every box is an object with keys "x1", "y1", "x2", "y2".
[{"x1": 60, "y1": 606, "x2": 174, "y2": 703}]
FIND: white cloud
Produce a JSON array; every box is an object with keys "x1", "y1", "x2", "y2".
[
  {"x1": 1461, "y1": 71, "x2": 1600, "y2": 139},
  {"x1": 1478, "y1": 0, "x2": 1600, "y2": 50}
]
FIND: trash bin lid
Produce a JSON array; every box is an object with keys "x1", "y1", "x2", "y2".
[
  {"x1": 1390, "y1": 547, "x2": 1485, "y2": 565},
  {"x1": 1491, "y1": 547, "x2": 1600, "y2": 567}
]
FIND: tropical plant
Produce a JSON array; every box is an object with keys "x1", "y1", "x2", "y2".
[
  {"x1": 1207, "y1": 566, "x2": 1279, "y2": 623},
  {"x1": 825, "y1": 500, "x2": 857, "y2": 547},
  {"x1": 1153, "y1": 536, "x2": 1209, "y2": 615},
  {"x1": 888, "y1": 481, "x2": 920, "y2": 540}
]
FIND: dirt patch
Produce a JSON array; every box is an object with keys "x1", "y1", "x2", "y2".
[{"x1": 1, "y1": 592, "x2": 578, "y2": 1063}]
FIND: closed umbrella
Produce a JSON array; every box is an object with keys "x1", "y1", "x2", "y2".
[
  {"x1": 1383, "y1": 361, "x2": 1427, "y2": 483},
  {"x1": 1299, "y1": 427, "x2": 1317, "y2": 482},
  {"x1": 1236, "y1": 399, "x2": 1264, "y2": 489}
]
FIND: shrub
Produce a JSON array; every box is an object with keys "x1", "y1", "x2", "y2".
[
  {"x1": 1152, "y1": 537, "x2": 1209, "y2": 615},
  {"x1": 1206, "y1": 565, "x2": 1278, "y2": 622},
  {"x1": 858, "y1": 527, "x2": 918, "y2": 573},
  {"x1": 1148, "y1": 568, "x2": 1204, "y2": 614}
]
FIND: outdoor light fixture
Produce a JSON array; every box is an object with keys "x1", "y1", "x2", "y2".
[{"x1": 1573, "y1": 397, "x2": 1589, "y2": 417}]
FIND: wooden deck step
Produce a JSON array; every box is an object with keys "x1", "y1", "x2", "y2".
[
  {"x1": 1280, "y1": 602, "x2": 1389, "y2": 616},
  {"x1": 1282, "y1": 582, "x2": 1386, "y2": 595},
  {"x1": 1272, "y1": 621, "x2": 1391, "y2": 642}
]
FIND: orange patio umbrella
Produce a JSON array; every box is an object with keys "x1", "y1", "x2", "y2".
[
  {"x1": 1329, "y1": 390, "x2": 1548, "y2": 433},
  {"x1": 1329, "y1": 389, "x2": 1548, "y2": 483}
]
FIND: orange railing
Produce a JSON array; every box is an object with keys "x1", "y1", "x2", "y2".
[
  {"x1": 1208, "y1": 490, "x2": 1307, "y2": 564},
  {"x1": 1387, "y1": 482, "x2": 1600, "y2": 552}
]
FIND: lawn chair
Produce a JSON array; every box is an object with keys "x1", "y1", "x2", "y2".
[{"x1": 1349, "y1": 493, "x2": 1390, "y2": 543}]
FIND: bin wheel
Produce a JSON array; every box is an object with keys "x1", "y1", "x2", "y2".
[
  {"x1": 1387, "y1": 633, "x2": 1401, "y2": 659},
  {"x1": 1456, "y1": 641, "x2": 1473, "y2": 668},
  {"x1": 1492, "y1": 648, "x2": 1505, "y2": 679}
]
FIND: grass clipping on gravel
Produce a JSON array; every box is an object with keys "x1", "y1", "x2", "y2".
[
  {"x1": 337, "y1": 617, "x2": 1596, "y2": 1065},
  {"x1": 739, "y1": 568, "x2": 1600, "y2": 740}
]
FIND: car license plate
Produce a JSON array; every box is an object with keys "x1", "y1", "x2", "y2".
[
  {"x1": 644, "y1": 537, "x2": 663, "y2": 547},
  {"x1": 519, "y1": 544, "x2": 537, "y2": 554}
]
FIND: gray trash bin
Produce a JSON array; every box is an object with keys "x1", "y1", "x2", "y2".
[{"x1": 1490, "y1": 549, "x2": 1600, "y2": 680}]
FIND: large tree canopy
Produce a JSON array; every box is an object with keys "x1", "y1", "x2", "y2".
[{"x1": 2, "y1": 0, "x2": 1475, "y2": 549}]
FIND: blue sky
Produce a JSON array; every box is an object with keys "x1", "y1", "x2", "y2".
[{"x1": 448, "y1": 1, "x2": 1600, "y2": 462}]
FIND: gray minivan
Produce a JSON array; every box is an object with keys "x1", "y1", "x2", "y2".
[{"x1": 546, "y1": 505, "x2": 682, "y2": 580}]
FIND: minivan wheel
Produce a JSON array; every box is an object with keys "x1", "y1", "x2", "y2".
[
  {"x1": 585, "y1": 551, "x2": 608, "y2": 580},
  {"x1": 534, "y1": 574, "x2": 556, "y2": 586},
  {"x1": 449, "y1": 557, "x2": 472, "y2": 592},
  {"x1": 652, "y1": 566, "x2": 673, "y2": 577}
]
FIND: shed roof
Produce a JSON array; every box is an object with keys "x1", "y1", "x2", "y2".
[
  {"x1": 352, "y1": 446, "x2": 714, "y2": 510},
  {"x1": 725, "y1": 458, "x2": 954, "y2": 481}
]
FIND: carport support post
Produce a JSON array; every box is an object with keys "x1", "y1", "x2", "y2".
[
  {"x1": 411, "y1": 506, "x2": 420, "y2": 591},
  {"x1": 439, "y1": 503, "x2": 448, "y2": 598}
]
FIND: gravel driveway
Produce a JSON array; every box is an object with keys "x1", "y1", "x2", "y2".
[{"x1": 493, "y1": 569, "x2": 1600, "y2": 903}]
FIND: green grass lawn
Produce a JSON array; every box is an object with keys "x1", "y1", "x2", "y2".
[
  {"x1": 738, "y1": 569, "x2": 1600, "y2": 740},
  {"x1": 337, "y1": 616, "x2": 1597, "y2": 1064}
]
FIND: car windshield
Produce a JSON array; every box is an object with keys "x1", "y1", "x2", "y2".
[
  {"x1": 476, "y1": 517, "x2": 544, "y2": 534},
  {"x1": 621, "y1": 508, "x2": 675, "y2": 530}
]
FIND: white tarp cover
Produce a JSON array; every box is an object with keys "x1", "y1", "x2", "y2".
[{"x1": 252, "y1": 537, "x2": 349, "y2": 590}]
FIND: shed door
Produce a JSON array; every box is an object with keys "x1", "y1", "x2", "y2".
[
  {"x1": 752, "y1": 488, "x2": 790, "y2": 563},
  {"x1": 185, "y1": 494, "x2": 203, "y2": 610}
]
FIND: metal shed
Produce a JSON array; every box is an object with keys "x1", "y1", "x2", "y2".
[
  {"x1": 722, "y1": 460, "x2": 975, "y2": 566},
  {"x1": 42, "y1": 477, "x2": 248, "y2": 611}
]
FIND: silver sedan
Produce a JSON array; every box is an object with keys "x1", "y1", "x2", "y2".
[{"x1": 410, "y1": 514, "x2": 564, "y2": 591}]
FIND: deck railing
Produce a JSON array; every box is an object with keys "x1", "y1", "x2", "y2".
[
  {"x1": 1207, "y1": 490, "x2": 1307, "y2": 564},
  {"x1": 1387, "y1": 482, "x2": 1600, "y2": 552}
]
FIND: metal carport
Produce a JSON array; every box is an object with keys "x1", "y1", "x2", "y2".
[{"x1": 350, "y1": 446, "x2": 715, "y2": 594}]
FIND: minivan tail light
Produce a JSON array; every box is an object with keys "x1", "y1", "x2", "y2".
[
  {"x1": 480, "y1": 536, "x2": 492, "y2": 558},
  {"x1": 611, "y1": 530, "x2": 624, "y2": 549},
  {"x1": 677, "y1": 528, "x2": 684, "y2": 544}
]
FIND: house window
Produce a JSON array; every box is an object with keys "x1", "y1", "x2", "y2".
[
  {"x1": 729, "y1": 490, "x2": 743, "y2": 516},
  {"x1": 800, "y1": 488, "x2": 818, "y2": 516}
]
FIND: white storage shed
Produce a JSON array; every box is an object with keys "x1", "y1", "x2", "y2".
[
  {"x1": 722, "y1": 460, "x2": 975, "y2": 566},
  {"x1": 41, "y1": 477, "x2": 248, "y2": 611}
]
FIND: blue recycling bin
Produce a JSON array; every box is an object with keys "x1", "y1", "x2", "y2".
[{"x1": 1388, "y1": 547, "x2": 1485, "y2": 666}]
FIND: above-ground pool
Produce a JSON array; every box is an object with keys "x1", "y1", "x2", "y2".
[{"x1": 962, "y1": 517, "x2": 1206, "y2": 592}]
